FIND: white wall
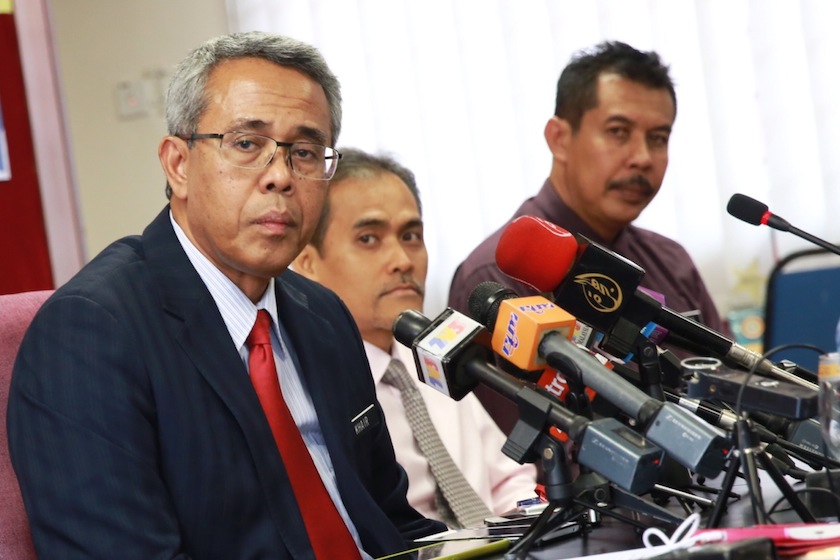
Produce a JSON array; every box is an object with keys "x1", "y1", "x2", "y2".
[
  {"x1": 45, "y1": 2, "x2": 840, "y2": 329},
  {"x1": 49, "y1": 0, "x2": 228, "y2": 258}
]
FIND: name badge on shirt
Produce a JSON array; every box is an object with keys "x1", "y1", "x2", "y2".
[{"x1": 351, "y1": 404, "x2": 379, "y2": 437}]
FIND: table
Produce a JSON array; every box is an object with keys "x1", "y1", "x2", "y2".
[{"x1": 416, "y1": 469, "x2": 840, "y2": 559}]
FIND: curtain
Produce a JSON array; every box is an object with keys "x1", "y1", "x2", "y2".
[{"x1": 227, "y1": 0, "x2": 840, "y2": 322}]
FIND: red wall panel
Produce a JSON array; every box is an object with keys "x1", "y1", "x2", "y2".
[{"x1": 0, "y1": 13, "x2": 54, "y2": 293}]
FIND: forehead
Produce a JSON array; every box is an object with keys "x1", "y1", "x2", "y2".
[
  {"x1": 200, "y1": 57, "x2": 332, "y2": 140},
  {"x1": 593, "y1": 73, "x2": 675, "y2": 123},
  {"x1": 330, "y1": 172, "x2": 419, "y2": 219}
]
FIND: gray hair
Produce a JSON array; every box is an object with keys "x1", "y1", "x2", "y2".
[
  {"x1": 164, "y1": 32, "x2": 341, "y2": 198},
  {"x1": 166, "y1": 31, "x2": 341, "y2": 140},
  {"x1": 309, "y1": 148, "x2": 421, "y2": 251}
]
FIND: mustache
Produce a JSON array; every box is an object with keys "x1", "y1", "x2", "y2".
[
  {"x1": 383, "y1": 274, "x2": 424, "y2": 297},
  {"x1": 607, "y1": 175, "x2": 655, "y2": 195}
]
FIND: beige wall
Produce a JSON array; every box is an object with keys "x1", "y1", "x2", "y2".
[{"x1": 49, "y1": 0, "x2": 228, "y2": 259}]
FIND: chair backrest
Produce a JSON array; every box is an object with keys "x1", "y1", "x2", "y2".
[
  {"x1": 0, "y1": 289, "x2": 53, "y2": 560},
  {"x1": 763, "y1": 248, "x2": 840, "y2": 372}
]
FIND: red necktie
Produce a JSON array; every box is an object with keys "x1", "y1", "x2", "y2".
[{"x1": 247, "y1": 310, "x2": 362, "y2": 559}]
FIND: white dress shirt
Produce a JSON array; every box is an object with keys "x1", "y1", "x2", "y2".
[{"x1": 366, "y1": 340, "x2": 538, "y2": 523}]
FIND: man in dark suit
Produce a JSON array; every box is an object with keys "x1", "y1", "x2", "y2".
[{"x1": 7, "y1": 31, "x2": 445, "y2": 559}]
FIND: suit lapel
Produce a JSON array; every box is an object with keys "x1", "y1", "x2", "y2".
[
  {"x1": 142, "y1": 208, "x2": 260, "y2": 429},
  {"x1": 274, "y1": 275, "x2": 379, "y2": 497},
  {"x1": 274, "y1": 276, "x2": 356, "y2": 451},
  {"x1": 141, "y1": 209, "x2": 313, "y2": 553}
]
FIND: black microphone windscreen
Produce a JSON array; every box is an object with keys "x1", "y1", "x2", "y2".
[
  {"x1": 467, "y1": 281, "x2": 515, "y2": 330},
  {"x1": 727, "y1": 193, "x2": 768, "y2": 225},
  {"x1": 392, "y1": 309, "x2": 431, "y2": 348}
]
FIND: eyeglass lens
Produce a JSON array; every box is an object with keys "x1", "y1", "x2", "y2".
[{"x1": 219, "y1": 132, "x2": 336, "y2": 178}]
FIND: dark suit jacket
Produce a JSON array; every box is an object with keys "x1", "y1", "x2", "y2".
[{"x1": 7, "y1": 208, "x2": 445, "y2": 559}]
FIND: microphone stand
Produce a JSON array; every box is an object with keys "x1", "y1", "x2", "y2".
[
  {"x1": 503, "y1": 433, "x2": 578, "y2": 560},
  {"x1": 502, "y1": 359, "x2": 685, "y2": 559},
  {"x1": 705, "y1": 417, "x2": 816, "y2": 528},
  {"x1": 633, "y1": 342, "x2": 822, "y2": 521},
  {"x1": 556, "y1": 355, "x2": 693, "y2": 525},
  {"x1": 623, "y1": 338, "x2": 713, "y2": 512},
  {"x1": 764, "y1": 216, "x2": 840, "y2": 257},
  {"x1": 704, "y1": 342, "x2": 832, "y2": 528},
  {"x1": 635, "y1": 340, "x2": 693, "y2": 505}
]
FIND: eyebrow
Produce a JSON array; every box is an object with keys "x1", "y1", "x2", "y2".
[
  {"x1": 606, "y1": 115, "x2": 672, "y2": 134},
  {"x1": 353, "y1": 217, "x2": 385, "y2": 229},
  {"x1": 352, "y1": 217, "x2": 423, "y2": 231},
  {"x1": 227, "y1": 119, "x2": 330, "y2": 144}
]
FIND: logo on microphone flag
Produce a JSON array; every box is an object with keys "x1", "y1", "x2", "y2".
[
  {"x1": 415, "y1": 310, "x2": 486, "y2": 399},
  {"x1": 573, "y1": 273, "x2": 623, "y2": 312},
  {"x1": 492, "y1": 296, "x2": 576, "y2": 371}
]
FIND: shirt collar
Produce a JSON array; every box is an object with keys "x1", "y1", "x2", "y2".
[
  {"x1": 169, "y1": 210, "x2": 278, "y2": 349},
  {"x1": 363, "y1": 339, "x2": 417, "y2": 385}
]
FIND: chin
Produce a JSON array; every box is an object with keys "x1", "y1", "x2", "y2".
[
  {"x1": 386, "y1": 296, "x2": 423, "y2": 316},
  {"x1": 608, "y1": 199, "x2": 649, "y2": 220},
  {"x1": 250, "y1": 261, "x2": 292, "y2": 280}
]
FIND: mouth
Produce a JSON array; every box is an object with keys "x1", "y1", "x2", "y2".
[
  {"x1": 253, "y1": 211, "x2": 294, "y2": 235},
  {"x1": 607, "y1": 176, "x2": 655, "y2": 201},
  {"x1": 383, "y1": 282, "x2": 424, "y2": 298}
]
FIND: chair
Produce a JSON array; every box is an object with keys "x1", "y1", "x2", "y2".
[
  {"x1": 0, "y1": 289, "x2": 53, "y2": 560},
  {"x1": 763, "y1": 248, "x2": 840, "y2": 373}
]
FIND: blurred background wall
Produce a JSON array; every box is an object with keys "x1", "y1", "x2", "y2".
[{"x1": 8, "y1": 1, "x2": 840, "y2": 349}]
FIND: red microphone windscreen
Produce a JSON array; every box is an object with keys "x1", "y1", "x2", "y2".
[{"x1": 495, "y1": 216, "x2": 578, "y2": 292}]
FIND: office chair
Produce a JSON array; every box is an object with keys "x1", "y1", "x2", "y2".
[
  {"x1": 0, "y1": 289, "x2": 53, "y2": 560},
  {"x1": 763, "y1": 248, "x2": 840, "y2": 373}
]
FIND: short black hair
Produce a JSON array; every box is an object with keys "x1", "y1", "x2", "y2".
[
  {"x1": 554, "y1": 41, "x2": 676, "y2": 131},
  {"x1": 309, "y1": 148, "x2": 420, "y2": 251}
]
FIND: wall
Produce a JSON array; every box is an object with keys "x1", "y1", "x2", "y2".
[{"x1": 49, "y1": 0, "x2": 228, "y2": 258}]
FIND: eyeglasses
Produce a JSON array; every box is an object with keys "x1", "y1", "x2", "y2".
[{"x1": 183, "y1": 131, "x2": 342, "y2": 180}]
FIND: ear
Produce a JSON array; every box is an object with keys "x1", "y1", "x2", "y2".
[
  {"x1": 292, "y1": 245, "x2": 319, "y2": 280},
  {"x1": 544, "y1": 116, "x2": 572, "y2": 164},
  {"x1": 159, "y1": 136, "x2": 191, "y2": 199}
]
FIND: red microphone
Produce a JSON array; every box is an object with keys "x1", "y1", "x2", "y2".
[
  {"x1": 496, "y1": 216, "x2": 648, "y2": 358},
  {"x1": 495, "y1": 215, "x2": 818, "y2": 391},
  {"x1": 495, "y1": 216, "x2": 579, "y2": 292}
]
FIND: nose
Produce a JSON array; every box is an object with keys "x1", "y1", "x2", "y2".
[
  {"x1": 627, "y1": 134, "x2": 653, "y2": 170},
  {"x1": 387, "y1": 240, "x2": 414, "y2": 274},
  {"x1": 261, "y1": 149, "x2": 295, "y2": 194}
]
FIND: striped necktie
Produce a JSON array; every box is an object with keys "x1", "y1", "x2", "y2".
[{"x1": 383, "y1": 358, "x2": 492, "y2": 528}]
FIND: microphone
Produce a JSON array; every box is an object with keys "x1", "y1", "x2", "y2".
[
  {"x1": 749, "y1": 411, "x2": 840, "y2": 468},
  {"x1": 494, "y1": 215, "x2": 818, "y2": 391},
  {"x1": 663, "y1": 389, "x2": 738, "y2": 432},
  {"x1": 391, "y1": 306, "x2": 491, "y2": 401},
  {"x1": 491, "y1": 295, "x2": 578, "y2": 371},
  {"x1": 664, "y1": 380, "x2": 832, "y2": 473},
  {"x1": 727, "y1": 193, "x2": 840, "y2": 257},
  {"x1": 467, "y1": 283, "x2": 731, "y2": 478},
  {"x1": 685, "y1": 366, "x2": 818, "y2": 420},
  {"x1": 392, "y1": 307, "x2": 664, "y2": 493},
  {"x1": 495, "y1": 216, "x2": 580, "y2": 291}
]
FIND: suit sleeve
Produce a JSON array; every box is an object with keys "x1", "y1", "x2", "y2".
[{"x1": 7, "y1": 295, "x2": 191, "y2": 559}]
